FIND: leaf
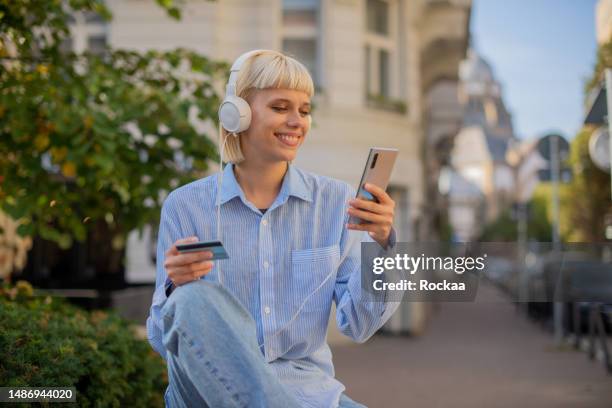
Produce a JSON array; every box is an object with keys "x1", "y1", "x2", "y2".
[
  {"x1": 61, "y1": 162, "x2": 77, "y2": 178},
  {"x1": 168, "y1": 7, "x2": 181, "y2": 20},
  {"x1": 16, "y1": 223, "x2": 34, "y2": 237},
  {"x1": 112, "y1": 184, "x2": 130, "y2": 204}
]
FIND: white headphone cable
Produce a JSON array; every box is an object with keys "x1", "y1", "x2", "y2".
[
  {"x1": 215, "y1": 131, "x2": 230, "y2": 287},
  {"x1": 257, "y1": 228, "x2": 362, "y2": 350}
]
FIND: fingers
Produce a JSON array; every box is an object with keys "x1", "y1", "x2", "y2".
[
  {"x1": 349, "y1": 197, "x2": 393, "y2": 216},
  {"x1": 347, "y1": 206, "x2": 387, "y2": 224},
  {"x1": 164, "y1": 236, "x2": 215, "y2": 286},
  {"x1": 363, "y1": 183, "x2": 394, "y2": 206},
  {"x1": 168, "y1": 261, "x2": 214, "y2": 286},
  {"x1": 164, "y1": 250, "x2": 213, "y2": 269},
  {"x1": 347, "y1": 186, "x2": 395, "y2": 247},
  {"x1": 168, "y1": 260, "x2": 214, "y2": 276},
  {"x1": 166, "y1": 236, "x2": 199, "y2": 257}
]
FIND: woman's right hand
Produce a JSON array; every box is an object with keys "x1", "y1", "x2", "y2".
[{"x1": 164, "y1": 237, "x2": 214, "y2": 286}]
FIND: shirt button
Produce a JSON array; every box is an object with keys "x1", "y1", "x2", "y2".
[
  {"x1": 264, "y1": 306, "x2": 271, "y2": 314},
  {"x1": 264, "y1": 261, "x2": 269, "y2": 268},
  {"x1": 262, "y1": 219, "x2": 268, "y2": 226}
]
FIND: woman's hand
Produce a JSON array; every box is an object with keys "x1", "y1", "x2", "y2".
[
  {"x1": 347, "y1": 183, "x2": 395, "y2": 249},
  {"x1": 164, "y1": 237, "x2": 214, "y2": 286}
]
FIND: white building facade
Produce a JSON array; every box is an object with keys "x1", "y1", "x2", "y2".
[{"x1": 70, "y1": 0, "x2": 471, "y2": 334}]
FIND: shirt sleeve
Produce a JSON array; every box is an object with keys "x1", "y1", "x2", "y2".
[
  {"x1": 146, "y1": 197, "x2": 184, "y2": 361},
  {"x1": 333, "y1": 214, "x2": 401, "y2": 343}
]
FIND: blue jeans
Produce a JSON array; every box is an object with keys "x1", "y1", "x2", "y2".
[{"x1": 161, "y1": 280, "x2": 366, "y2": 408}]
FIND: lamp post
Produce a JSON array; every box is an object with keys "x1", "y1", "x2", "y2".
[{"x1": 537, "y1": 133, "x2": 570, "y2": 345}]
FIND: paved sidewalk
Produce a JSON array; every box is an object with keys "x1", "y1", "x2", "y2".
[{"x1": 331, "y1": 283, "x2": 612, "y2": 408}]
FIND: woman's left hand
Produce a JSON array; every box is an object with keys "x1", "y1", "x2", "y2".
[{"x1": 347, "y1": 183, "x2": 395, "y2": 248}]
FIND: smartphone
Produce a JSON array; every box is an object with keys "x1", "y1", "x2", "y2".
[
  {"x1": 349, "y1": 147, "x2": 399, "y2": 224},
  {"x1": 176, "y1": 240, "x2": 229, "y2": 260}
]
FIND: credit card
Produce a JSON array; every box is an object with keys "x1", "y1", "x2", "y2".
[{"x1": 176, "y1": 240, "x2": 229, "y2": 260}]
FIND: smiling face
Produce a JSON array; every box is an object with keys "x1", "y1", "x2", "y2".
[{"x1": 239, "y1": 88, "x2": 311, "y2": 165}]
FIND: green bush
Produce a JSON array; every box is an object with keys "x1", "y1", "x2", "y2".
[{"x1": 0, "y1": 281, "x2": 167, "y2": 407}]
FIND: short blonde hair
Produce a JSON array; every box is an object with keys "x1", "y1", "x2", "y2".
[{"x1": 220, "y1": 50, "x2": 315, "y2": 163}]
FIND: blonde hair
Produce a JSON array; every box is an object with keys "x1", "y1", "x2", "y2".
[{"x1": 220, "y1": 50, "x2": 315, "y2": 163}]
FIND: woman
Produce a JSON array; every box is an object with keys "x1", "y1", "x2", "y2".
[{"x1": 147, "y1": 50, "x2": 399, "y2": 408}]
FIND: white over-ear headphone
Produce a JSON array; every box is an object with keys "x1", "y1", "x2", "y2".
[{"x1": 218, "y1": 49, "x2": 267, "y2": 134}]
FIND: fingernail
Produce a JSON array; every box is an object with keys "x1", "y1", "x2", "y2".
[{"x1": 189, "y1": 236, "x2": 198, "y2": 242}]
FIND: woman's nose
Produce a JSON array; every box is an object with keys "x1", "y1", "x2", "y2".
[{"x1": 287, "y1": 111, "x2": 305, "y2": 127}]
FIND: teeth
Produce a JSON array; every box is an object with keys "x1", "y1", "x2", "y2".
[{"x1": 277, "y1": 134, "x2": 299, "y2": 142}]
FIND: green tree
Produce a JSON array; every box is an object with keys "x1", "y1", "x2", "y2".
[
  {"x1": 560, "y1": 128, "x2": 611, "y2": 242},
  {"x1": 559, "y1": 37, "x2": 612, "y2": 242},
  {"x1": 585, "y1": 38, "x2": 612, "y2": 93},
  {"x1": 0, "y1": 1, "x2": 227, "y2": 274},
  {"x1": 527, "y1": 186, "x2": 554, "y2": 242},
  {"x1": 478, "y1": 193, "x2": 553, "y2": 242}
]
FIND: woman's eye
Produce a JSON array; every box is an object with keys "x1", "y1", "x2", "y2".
[
  {"x1": 272, "y1": 106, "x2": 287, "y2": 112},
  {"x1": 300, "y1": 111, "x2": 311, "y2": 117}
]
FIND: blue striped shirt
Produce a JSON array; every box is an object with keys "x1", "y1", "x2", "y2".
[{"x1": 147, "y1": 163, "x2": 398, "y2": 408}]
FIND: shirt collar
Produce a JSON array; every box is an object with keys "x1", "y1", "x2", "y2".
[{"x1": 218, "y1": 163, "x2": 313, "y2": 206}]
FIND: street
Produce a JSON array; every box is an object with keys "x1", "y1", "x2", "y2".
[{"x1": 332, "y1": 284, "x2": 612, "y2": 408}]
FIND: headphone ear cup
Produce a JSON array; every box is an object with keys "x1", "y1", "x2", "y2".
[{"x1": 219, "y1": 96, "x2": 252, "y2": 133}]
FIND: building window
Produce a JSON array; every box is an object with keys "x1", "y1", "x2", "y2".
[
  {"x1": 66, "y1": 12, "x2": 107, "y2": 55},
  {"x1": 378, "y1": 48, "x2": 389, "y2": 97},
  {"x1": 282, "y1": 0, "x2": 320, "y2": 87},
  {"x1": 283, "y1": 38, "x2": 317, "y2": 84},
  {"x1": 364, "y1": 0, "x2": 404, "y2": 113},
  {"x1": 283, "y1": 9, "x2": 317, "y2": 26},
  {"x1": 365, "y1": 45, "x2": 371, "y2": 94},
  {"x1": 366, "y1": 0, "x2": 389, "y2": 35},
  {"x1": 87, "y1": 35, "x2": 107, "y2": 56},
  {"x1": 60, "y1": 38, "x2": 73, "y2": 55},
  {"x1": 84, "y1": 11, "x2": 105, "y2": 24}
]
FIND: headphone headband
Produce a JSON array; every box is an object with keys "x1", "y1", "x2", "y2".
[{"x1": 225, "y1": 49, "x2": 266, "y2": 98}]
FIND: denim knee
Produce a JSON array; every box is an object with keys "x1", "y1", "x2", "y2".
[
  {"x1": 161, "y1": 280, "x2": 256, "y2": 354},
  {"x1": 163, "y1": 280, "x2": 250, "y2": 319}
]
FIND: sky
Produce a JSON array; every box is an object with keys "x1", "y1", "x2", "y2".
[{"x1": 471, "y1": 0, "x2": 599, "y2": 140}]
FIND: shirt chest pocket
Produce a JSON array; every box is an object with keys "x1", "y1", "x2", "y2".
[{"x1": 290, "y1": 244, "x2": 340, "y2": 312}]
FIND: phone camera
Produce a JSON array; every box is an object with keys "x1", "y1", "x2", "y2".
[{"x1": 370, "y1": 153, "x2": 378, "y2": 169}]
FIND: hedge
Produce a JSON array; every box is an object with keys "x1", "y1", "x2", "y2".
[{"x1": 0, "y1": 281, "x2": 167, "y2": 407}]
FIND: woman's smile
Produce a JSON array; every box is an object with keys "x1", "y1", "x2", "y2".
[{"x1": 274, "y1": 132, "x2": 302, "y2": 147}]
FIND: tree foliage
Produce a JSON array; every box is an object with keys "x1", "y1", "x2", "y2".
[
  {"x1": 0, "y1": 1, "x2": 227, "y2": 252},
  {"x1": 478, "y1": 189, "x2": 553, "y2": 242},
  {"x1": 586, "y1": 37, "x2": 612, "y2": 94},
  {"x1": 560, "y1": 127, "x2": 611, "y2": 242},
  {"x1": 560, "y1": 36, "x2": 612, "y2": 242}
]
